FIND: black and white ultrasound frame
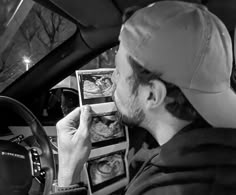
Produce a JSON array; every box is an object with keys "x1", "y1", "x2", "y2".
[
  {"x1": 76, "y1": 69, "x2": 114, "y2": 106},
  {"x1": 85, "y1": 149, "x2": 129, "y2": 195},
  {"x1": 90, "y1": 111, "x2": 126, "y2": 148}
]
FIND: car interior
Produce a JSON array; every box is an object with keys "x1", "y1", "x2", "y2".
[{"x1": 0, "y1": 0, "x2": 236, "y2": 194}]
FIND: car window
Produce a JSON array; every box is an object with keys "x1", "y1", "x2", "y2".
[
  {"x1": 39, "y1": 46, "x2": 118, "y2": 125},
  {"x1": 81, "y1": 46, "x2": 118, "y2": 70},
  {"x1": 0, "y1": 0, "x2": 22, "y2": 36},
  {"x1": 0, "y1": 1, "x2": 76, "y2": 92}
]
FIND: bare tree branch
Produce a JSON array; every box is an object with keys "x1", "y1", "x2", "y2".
[
  {"x1": 34, "y1": 7, "x2": 51, "y2": 38},
  {"x1": 32, "y1": 4, "x2": 67, "y2": 51},
  {"x1": 0, "y1": 42, "x2": 15, "y2": 72},
  {"x1": 37, "y1": 31, "x2": 50, "y2": 51}
]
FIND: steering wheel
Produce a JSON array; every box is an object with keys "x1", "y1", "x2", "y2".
[{"x1": 0, "y1": 96, "x2": 55, "y2": 195}]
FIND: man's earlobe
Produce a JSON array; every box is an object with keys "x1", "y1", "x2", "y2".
[{"x1": 146, "y1": 80, "x2": 167, "y2": 109}]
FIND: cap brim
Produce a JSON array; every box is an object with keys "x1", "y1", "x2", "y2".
[{"x1": 181, "y1": 87, "x2": 236, "y2": 128}]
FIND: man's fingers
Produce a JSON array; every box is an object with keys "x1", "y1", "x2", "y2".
[
  {"x1": 57, "y1": 105, "x2": 92, "y2": 138},
  {"x1": 73, "y1": 105, "x2": 91, "y2": 138},
  {"x1": 63, "y1": 106, "x2": 81, "y2": 123},
  {"x1": 57, "y1": 107, "x2": 82, "y2": 133}
]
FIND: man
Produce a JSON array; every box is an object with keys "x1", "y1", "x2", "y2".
[{"x1": 52, "y1": 1, "x2": 236, "y2": 194}]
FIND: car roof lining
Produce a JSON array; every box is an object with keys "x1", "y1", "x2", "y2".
[{"x1": 49, "y1": 0, "x2": 122, "y2": 28}]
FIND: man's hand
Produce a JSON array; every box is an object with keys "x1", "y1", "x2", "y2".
[{"x1": 56, "y1": 106, "x2": 92, "y2": 187}]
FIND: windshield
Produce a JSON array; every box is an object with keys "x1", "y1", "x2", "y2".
[{"x1": 0, "y1": 0, "x2": 76, "y2": 92}]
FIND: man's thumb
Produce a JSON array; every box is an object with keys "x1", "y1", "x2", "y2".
[{"x1": 79, "y1": 105, "x2": 92, "y2": 129}]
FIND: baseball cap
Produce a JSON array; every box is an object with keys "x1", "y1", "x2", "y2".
[{"x1": 119, "y1": 1, "x2": 236, "y2": 128}]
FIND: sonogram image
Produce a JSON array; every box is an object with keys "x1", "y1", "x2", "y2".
[
  {"x1": 90, "y1": 114, "x2": 124, "y2": 144},
  {"x1": 82, "y1": 73, "x2": 113, "y2": 99},
  {"x1": 88, "y1": 152, "x2": 125, "y2": 186}
]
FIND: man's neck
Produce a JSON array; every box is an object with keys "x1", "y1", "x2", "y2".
[{"x1": 144, "y1": 111, "x2": 191, "y2": 146}]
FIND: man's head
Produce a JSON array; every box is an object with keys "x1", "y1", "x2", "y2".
[
  {"x1": 112, "y1": 40, "x2": 203, "y2": 128},
  {"x1": 112, "y1": 1, "x2": 236, "y2": 128}
]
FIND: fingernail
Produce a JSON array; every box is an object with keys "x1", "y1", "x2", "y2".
[{"x1": 84, "y1": 105, "x2": 91, "y2": 111}]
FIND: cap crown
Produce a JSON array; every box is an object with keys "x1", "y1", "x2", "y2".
[{"x1": 119, "y1": 1, "x2": 232, "y2": 93}]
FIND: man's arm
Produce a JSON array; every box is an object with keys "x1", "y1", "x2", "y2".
[{"x1": 50, "y1": 106, "x2": 92, "y2": 194}]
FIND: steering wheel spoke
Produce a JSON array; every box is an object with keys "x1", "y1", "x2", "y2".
[{"x1": 0, "y1": 96, "x2": 56, "y2": 195}]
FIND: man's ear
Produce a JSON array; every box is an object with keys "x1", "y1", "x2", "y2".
[{"x1": 145, "y1": 80, "x2": 167, "y2": 110}]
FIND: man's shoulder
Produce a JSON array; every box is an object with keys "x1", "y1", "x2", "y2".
[{"x1": 126, "y1": 161, "x2": 214, "y2": 195}]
